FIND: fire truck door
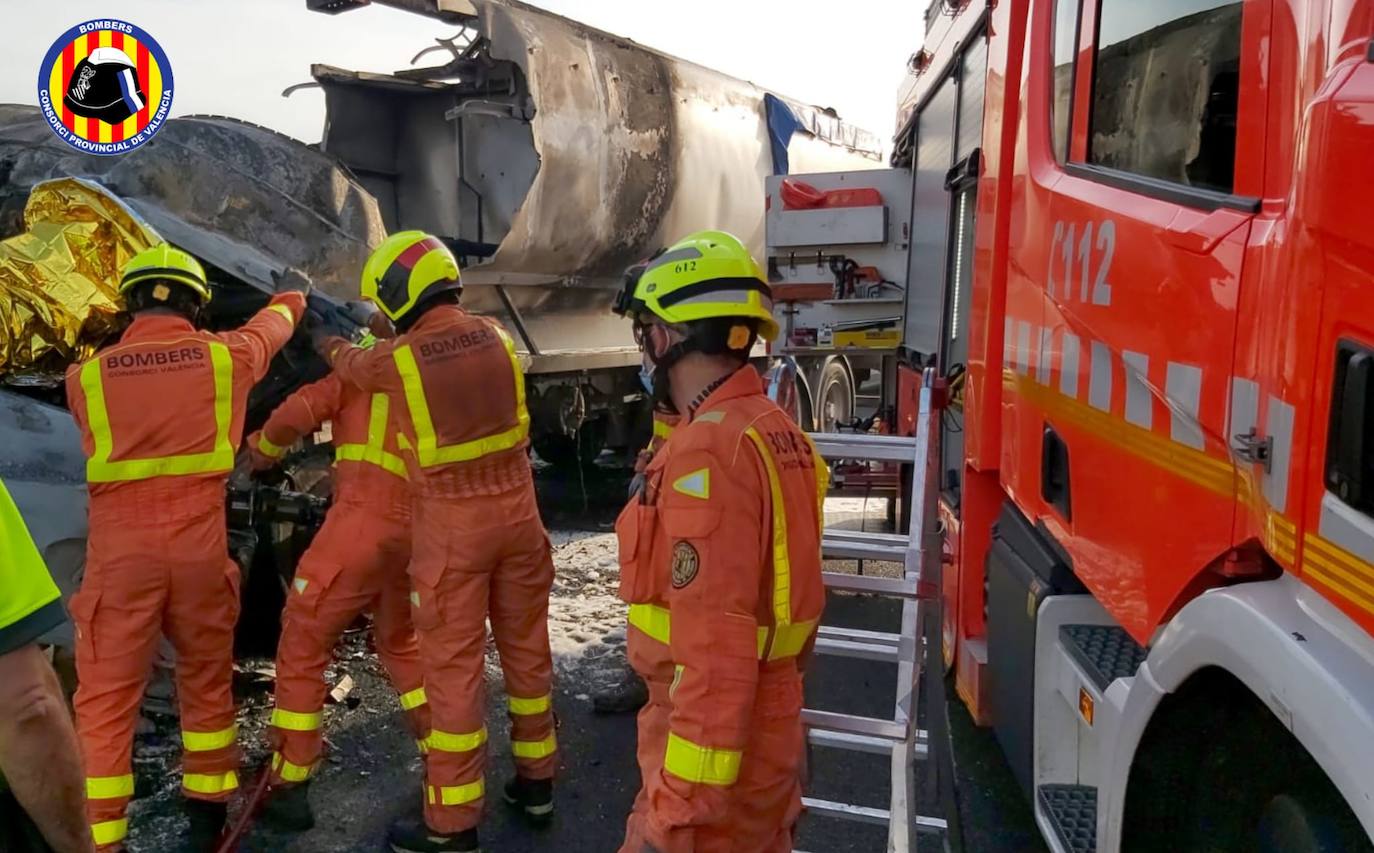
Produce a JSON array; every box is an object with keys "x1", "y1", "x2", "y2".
[{"x1": 1011, "y1": 0, "x2": 1262, "y2": 638}]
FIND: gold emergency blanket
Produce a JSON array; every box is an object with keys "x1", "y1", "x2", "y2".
[{"x1": 0, "y1": 178, "x2": 158, "y2": 374}]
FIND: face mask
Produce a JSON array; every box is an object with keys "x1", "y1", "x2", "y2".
[{"x1": 639, "y1": 360, "x2": 656, "y2": 395}]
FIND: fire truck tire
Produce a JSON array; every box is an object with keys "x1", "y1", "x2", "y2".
[
  {"x1": 815, "y1": 359, "x2": 854, "y2": 433},
  {"x1": 1122, "y1": 669, "x2": 1371, "y2": 853}
]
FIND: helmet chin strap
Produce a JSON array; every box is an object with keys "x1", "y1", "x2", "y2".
[{"x1": 645, "y1": 326, "x2": 691, "y2": 413}]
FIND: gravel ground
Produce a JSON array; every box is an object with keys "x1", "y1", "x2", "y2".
[{"x1": 114, "y1": 472, "x2": 1039, "y2": 853}]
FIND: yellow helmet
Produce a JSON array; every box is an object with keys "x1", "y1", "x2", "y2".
[
  {"x1": 119, "y1": 243, "x2": 211, "y2": 303},
  {"x1": 360, "y1": 231, "x2": 461, "y2": 322},
  {"x1": 614, "y1": 230, "x2": 778, "y2": 342}
]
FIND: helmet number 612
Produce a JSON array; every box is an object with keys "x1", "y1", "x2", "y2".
[{"x1": 674, "y1": 261, "x2": 698, "y2": 274}]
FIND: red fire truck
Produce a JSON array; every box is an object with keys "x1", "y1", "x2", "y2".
[{"x1": 881, "y1": 0, "x2": 1374, "y2": 850}]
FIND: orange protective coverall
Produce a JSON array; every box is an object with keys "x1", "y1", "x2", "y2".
[
  {"x1": 64, "y1": 293, "x2": 304, "y2": 851},
  {"x1": 616, "y1": 366, "x2": 827, "y2": 853},
  {"x1": 328, "y1": 304, "x2": 557, "y2": 834},
  {"x1": 247, "y1": 370, "x2": 428, "y2": 786}
]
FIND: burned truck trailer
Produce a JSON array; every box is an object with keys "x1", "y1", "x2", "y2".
[{"x1": 307, "y1": 0, "x2": 883, "y2": 463}]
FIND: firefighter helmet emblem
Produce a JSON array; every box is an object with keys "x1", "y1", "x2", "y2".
[
  {"x1": 671, "y1": 541, "x2": 700, "y2": 588},
  {"x1": 37, "y1": 20, "x2": 174, "y2": 155}
]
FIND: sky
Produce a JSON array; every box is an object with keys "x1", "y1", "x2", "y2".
[{"x1": 3, "y1": 0, "x2": 921, "y2": 148}]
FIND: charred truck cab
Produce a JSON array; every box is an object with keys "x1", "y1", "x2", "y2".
[
  {"x1": 307, "y1": 0, "x2": 883, "y2": 466},
  {"x1": 799, "y1": 0, "x2": 1374, "y2": 850}
]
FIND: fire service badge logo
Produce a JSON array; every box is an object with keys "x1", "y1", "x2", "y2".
[{"x1": 37, "y1": 20, "x2": 173, "y2": 155}]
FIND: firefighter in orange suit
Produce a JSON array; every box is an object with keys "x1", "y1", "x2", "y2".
[
  {"x1": 318, "y1": 231, "x2": 556, "y2": 853},
  {"x1": 65, "y1": 245, "x2": 308, "y2": 851},
  {"x1": 611, "y1": 231, "x2": 828, "y2": 853},
  {"x1": 244, "y1": 313, "x2": 428, "y2": 833},
  {"x1": 592, "y1": 405, "x2": 680, "y2": 716}
]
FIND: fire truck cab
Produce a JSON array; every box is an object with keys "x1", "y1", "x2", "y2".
[{"x1": 893, "y1": 0, "x2": 1374, "y2": 850}]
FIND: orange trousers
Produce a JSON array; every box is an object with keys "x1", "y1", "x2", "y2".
[
  {"x1": 409, "y1": 483, "x2": 558, "y2": 834},
  {"x1": 619, "y1": 671, "x2": 806, "y2": 853},
  {"x1": 268, "y1": 499, "x2": 427, "y2": 785},
  {"x1": 71, "y1": 487, "x2": 241, "y2": 851}
]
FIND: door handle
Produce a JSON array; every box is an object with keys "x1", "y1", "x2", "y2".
[{"x1": 1232, "y1": 428, "x2": 1273, "y2": 472}]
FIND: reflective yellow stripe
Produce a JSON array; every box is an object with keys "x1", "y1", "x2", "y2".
[
  {"x1": 399, "y1": 686, "x2": 428, "y2": 711},
  {"x1": 635, "y1": 603, "x2": 808, "y2": 661},
  {"x1": 508, "y1": 693, "x2": 551, "y2": 716},
  {"x1": 86, "y1": 774, "x2": 134, "y2": 800},
  {"x1": 271, "y1": 708, "x2": 323, "y2": 732},
  {"x1": 272, "y1": 751, "x2": 315, "y2": 783},
  {"x1": 425, "y1": 726, "x2": 488, "y2": 753},
  {"x1": 335, "y1": 393, "x2": 409, "y2": 479},
  {"x1": 335, "y1": 444, "x2": 409, "y2": 478},
  {"x1": 427, "y1": 779, "x2": 485, "y2": 806},
  {"x1": 663, "y1": 732, "x2": 742, "y2": 786},
  {"x1": 800, "y1": 432, "x2": 830, "y2": 526},
  {"x1": 766, "y1": 618, "x2": 818, "y2": 661},
  {"x1": 512, "y1": 733, "x2": 557, "y2": 759},
  {"x1": 82, "y1": 342, "x2": 235, "y2": 482},
  {"x1": 268, "y1": 303, "x2": 296, "y2": 324},
  {"x1": 628, "y1": 603, "x2": 671, "y2": 644},
  {"x1": 745, "y1": 428, "x2": 792, "y2": 630},
  {"x1": 91, "y1": 818, "x2": 128, "y2": 845},
  {"x1": 653, "y1": 419, "x2": 675, "y2": 439},
  {"x1": 416, "y1": 738, "x2": 430, "y2": 755},
  {"x1": 258, "y1": 433, "x2": 287, "y2": 458},
  {"x1": 183, "y1": 770, "x2": 239, "y2": 795},
  {"x1": 392, "y1": 326, "x2": 530, "y2": 469},
  {"x1": 182, "y1": 725, "x2": 237, "y2": 752}
]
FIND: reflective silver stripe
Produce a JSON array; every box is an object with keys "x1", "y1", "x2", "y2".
[
  {"x1": 1016, "y1": 321, "x2": 1032, "y2": 375},
  {"x1": 1123, "y1": 351, "x2": 1151, "y2": 428},
  {"x1": 1166, "y1": 362, "x2": 1205, "y2": 450},
  {"x1": 1037, "y1": 327, "x2": 1053, "y2": 382},
  {"x1": 1060, "y1": 333, "x2": 1080, "y2": 398},
  {"x1": 1089, "y1": 341, "x2": 1112, "y2": 412},
  {"x1": 1228, "y1": 377, "x2": 1260, "y2": 444},
  {"x1": 645, "y1": 246, "x2": 703, "y2": 272},
  {"x1": 664, "y1": 289, "x2": 773, "y2": 311},
  {"x1": 1318, "y1": 491, "x2": 1374, "y2": 564},
  {"x1": 1263, "y1": 395, "x2": 1296, "y2": 513}
]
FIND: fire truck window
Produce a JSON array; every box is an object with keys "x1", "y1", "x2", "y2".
[
  {"x1": 1051, "y1": 0, "x2": 1080, "y2": 161},
  {"x1": 1089, "y1": 0, "x2": 1243, "y2": 193}
]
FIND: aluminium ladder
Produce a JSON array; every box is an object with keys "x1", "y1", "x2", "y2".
[{"x1": 797, "y1": 367, "x2": 952, "y2": 853}]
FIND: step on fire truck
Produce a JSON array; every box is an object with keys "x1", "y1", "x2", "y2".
[{"x1": 774, "y1": 1, "x2": 1374, "y2": 850}]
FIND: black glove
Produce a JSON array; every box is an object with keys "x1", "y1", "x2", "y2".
[
  {"x1": 301, "y1": 309, "x2": 336, "y2": 353},
  {"x1": 273, "y1": 266, "x2": 313, "y2": 296}
]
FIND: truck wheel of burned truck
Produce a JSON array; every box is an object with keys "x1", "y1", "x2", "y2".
[
  {"x1": 815, "y1": 359, "x2": 854, "y2": 433},
  {"x1": 1122, "y1": 668, "x2": 1372, "y2": 853},
  {"x1": 532, "y1": 417, "x2": 608, "y2": 470}
]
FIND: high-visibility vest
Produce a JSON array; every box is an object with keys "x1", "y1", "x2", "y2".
[
  {"x1": 78, "y1": 341, "x2": 235, "y2": 483},
  {"x1": 0, "y1": 478, "x2": 61, "y2": 635},
  {"x1": 333, "y1": 392, "x2": 409, "y2": 480},
  {"x1": 391, "y1": 326, "x2": 530, "y2": 469}
]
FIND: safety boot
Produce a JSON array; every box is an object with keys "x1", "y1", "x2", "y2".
[
  {"x1": 591, "y1": 672, "x2": 648, "y2": 714},
  {"x1": 184, "y1": 799, "x2": 227, "y2": 851},
  {"x1": 260, "y1": 781, "x2": 316, "y2": 833},
  {"x1": 503, "y1": 776, "x2": 553, "y2": 823},
  {"x1": 387, "y1": 817, "x2": 479, "y2": 853}
]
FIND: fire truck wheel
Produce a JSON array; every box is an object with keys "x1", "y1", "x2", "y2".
[
  {"x1": 815, "y1": 359, "x2": 853, "y2": 433},
  {"x1": 1123, "y1": 669, "x2": 1371, "y2": 853}
]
